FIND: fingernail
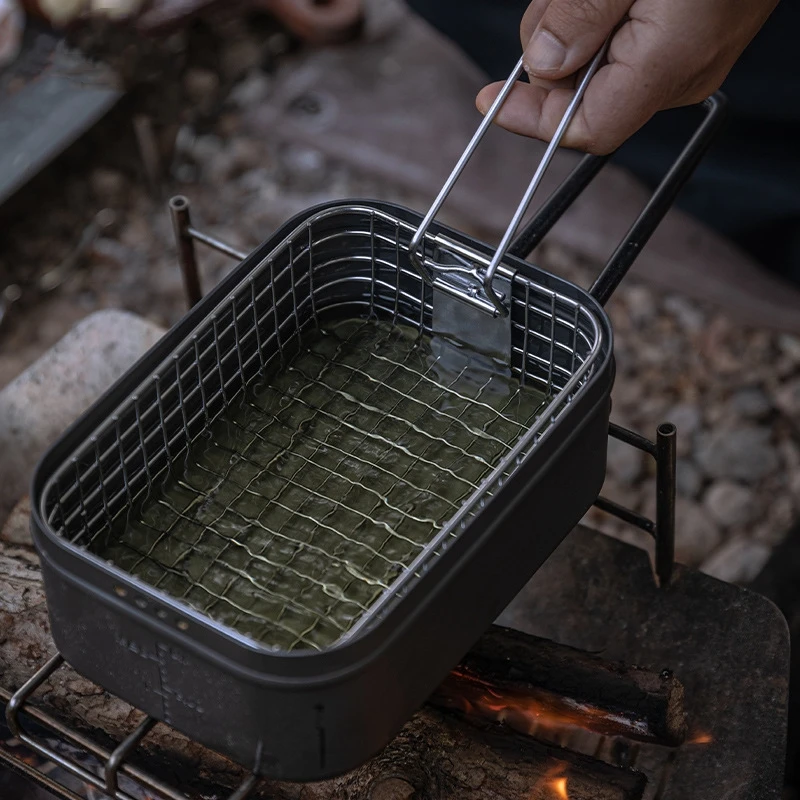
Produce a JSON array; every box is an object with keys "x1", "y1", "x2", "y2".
[{"x1": 525, "y1": 30, "x2": 567, "y2": 73}]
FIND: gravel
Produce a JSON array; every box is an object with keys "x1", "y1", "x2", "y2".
[
  {"x1": 730, "y1": 387, "x2": 773, "y2": 420},
  {"x1": 676, "y1": 459, "x2": 704, "y2": 499},
  {"x1": 704, "y1": 482, "x2": 757, "y2": 528},
  {"x1": 674, "y1": 498, "x2": 723, "y2": 566},
  {"x1": 696, "y1": 427, "x2": 780, "y2": 482},
  {"x1": 701, "y1": 537, "x2": 773, "y2": 585},
  {"x1": 775, "y1": 379, "x2": 800, "y2": 418},
  {"x1": 606, "y1": 436, "x2": 645, "y2": 486}
]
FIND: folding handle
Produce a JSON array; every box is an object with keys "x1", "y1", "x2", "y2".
[
  {"x1": 409, "y1": 37, "x2": 613, "y2": 318},
  {"x1": 509, "y1": 92, "x2": 729, "y2": 306}
]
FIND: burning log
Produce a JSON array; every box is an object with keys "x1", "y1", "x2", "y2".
[
  {"x1": 432, "y1": 625, "x2": 687, "y2": 747},
  {"x1": 0, "y1": 537, "x2": 658, "y2": 799}
]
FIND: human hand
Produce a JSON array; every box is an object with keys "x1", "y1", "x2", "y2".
[{"x1": 476, "y1": 0, "x2": 779, "y2": 154}]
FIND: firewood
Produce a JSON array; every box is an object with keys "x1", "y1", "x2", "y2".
[
  {"x1": 432, "y1": 625, "x2": 687, "y2": 746},
  {"x1": 0, "y1": 541, "x2": 647, "y2": 799}
]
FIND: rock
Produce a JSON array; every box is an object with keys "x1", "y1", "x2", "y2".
[
  {"x1": 768, "y1": 494, "x2": 796, "y2": 533},
  {"x1": 666, "y1": 403, "x2": 703, "y2": 437},
  {"x1": 703, "y1": 482, "x2": 756, "y2": 528},
  {"x1": 665, "y1": 403, "x2": 702, "y2": 457},
  {"x1": 701, "y1": 537, "x2": 772, "y2": 585},
  {"x1": 0, "y1": 0, "x2": 24, "y2": 69},
  {"x1": 219, "y1": 38, "x2": 264, "y2": 82},
  {"x1": 281, "y1": 143, "x2": 328, "y2": 190},
  {"x1": 192, "y1": 134, "x2": 225, "y2": 166},
  {"x1": 1, "y1": 495, "x2": 31, "y2": 546},
  {"x1": 0, "y1": 311, "x2": 165, "y2": 525},
  {"x1": 623, "y1": 285, "x2": 657, "y2": 327},
  {"x1": 778, "y1": 334, "x2": 800, "y2": 364},
  {"x1": 89, "y1": 0, "x2": 145, "y2": 19},
  {"x1": 90, "y1": 237, "x2": 134, "y2": 269},
  {"x1": 791, "y1": 471, "x2": 800, "y2": 504},
  {"x1": 730, "y1": 387, "x2": 773, "y2": 420},
  {"x1": 228, "y1": 138, "x2": 263, "y2": 175},
  {"x1": 89, "y1": 168, "x2": 127, "y2": 204},
  {"x1": 674, "y1": 498, "x2": 723, "y2": 566},
  {"x1": 205, "y1": 149, "x2": 237, "y2": 185},
  {"x1": 676, "y1": 459, "x2": 703, "y2": 499},
  {"x1": 775, "y1": 379, "x2": 800, "y2": 419},
  {"x1": 605, "y1": 436, "x2": 644, "y2": 486},
  {"x1": 664, "y1": 295, "x2": 706, "y2": 333},
  {"x1": 228, "y1": 70, "x2": 272, "y2": 110},
  {"x1": 183, "y1": 67, "x2": 220, "y2": 112},
  {"x1": 696, "y1": 427, "x2": 779, "y2": 482}
]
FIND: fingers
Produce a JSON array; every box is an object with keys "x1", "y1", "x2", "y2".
[
  {"x1": 476, "y1": 57, "x2": 662, "y2": 154},
  {"x1": 523, "y1": 0, "x2": 632, "y2": 79}
]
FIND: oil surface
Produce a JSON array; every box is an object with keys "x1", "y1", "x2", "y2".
[{"x1": 96, "y1": 319, "x2": 548, "y2": 651}]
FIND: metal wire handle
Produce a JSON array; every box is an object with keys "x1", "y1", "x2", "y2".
[{"x1": 408, "y1": 38, "x2": 612, "y2": 317}]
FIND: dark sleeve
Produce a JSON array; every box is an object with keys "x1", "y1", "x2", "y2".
[{"x1": 404, "y1": 0, "x2": 528, "y2": 80}]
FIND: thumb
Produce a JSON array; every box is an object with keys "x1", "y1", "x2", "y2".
[{"x1": 524, "y1": 0, "x2": 629, "y2": 79}]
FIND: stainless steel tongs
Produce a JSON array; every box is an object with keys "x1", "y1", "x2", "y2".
[{"x1": 409, "y1": 38, "x2": 612, "y2": 317}]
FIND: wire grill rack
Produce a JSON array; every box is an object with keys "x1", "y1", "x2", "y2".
[
  {"x1": 39, "y1": 203, "x2": 604, "y2": 653},
  {"x1": 2, "y1": 654, "x2": 259, "y2": 800}
]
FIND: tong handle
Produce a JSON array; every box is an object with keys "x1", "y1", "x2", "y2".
[
  {"x1": 509, "y1": 92, "x2": 729, "y2": 306},
  {"x1": 409, "y1": 38, "x2": 613, "y2": 317}
]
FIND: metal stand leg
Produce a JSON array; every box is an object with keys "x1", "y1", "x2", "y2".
[
  {"x1": 595, "y1": 422, "x2": 678, "y2": 588},
  {"x1": 169, "y1": 195, "x2": 248, "y2": 309},
  {"x1": 169, "y1": 195, "x2": 203, "y2": 309},
  {"x1": 655, "y1": 423, "x2": 677, "y2": 587}
]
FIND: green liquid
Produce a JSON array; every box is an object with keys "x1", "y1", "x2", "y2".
[{"x1": 95, "y1": 319, "x2": 548, "y2": 651}]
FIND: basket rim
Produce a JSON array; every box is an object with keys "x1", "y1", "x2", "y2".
[{"x1": 31, "y1": 198, "x2": 615, "y2": 673}]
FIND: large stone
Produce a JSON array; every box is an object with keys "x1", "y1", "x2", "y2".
[
  {"x1": 0, "y1": 310, "x2": 165, "y2": 525},
  {"x1": 696, "y1": 427, "x2": 779, "y2": 482}
]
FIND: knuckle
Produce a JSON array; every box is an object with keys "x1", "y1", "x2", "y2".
[{"x1": 546, "y1": 0, "x2": 607, "y2": 33}]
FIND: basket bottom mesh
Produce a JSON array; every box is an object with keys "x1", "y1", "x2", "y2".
[{"x1": 93, "y1": 318, "x2": 548, "y2": 651}]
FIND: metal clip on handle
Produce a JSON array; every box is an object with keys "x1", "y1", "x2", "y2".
[{"x1": 409, "y1": 39, "x2": 612, "y2": 317}]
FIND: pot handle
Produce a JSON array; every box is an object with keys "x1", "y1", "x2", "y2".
[
  {"x1": 408, "y1": 38, "x2": 613, "y2": 318},
  {"x1": 508, "y1": 92, "x2": 728, "y2": 307}
]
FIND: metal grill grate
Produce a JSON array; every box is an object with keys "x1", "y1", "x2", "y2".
[{"x1": 40, "y1": 205, "x2": 604, "y2": 652}]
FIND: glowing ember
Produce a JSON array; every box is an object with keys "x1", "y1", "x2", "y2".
[
  {"x1": 549, "y1": 776, "x2": 569, "y2": 799},
  {"x1": 689, "y1": 732, "x2": 713, "y2": 745},
  {"x1": 434, "y1": 668, "x2": 652, "y2": 743}
]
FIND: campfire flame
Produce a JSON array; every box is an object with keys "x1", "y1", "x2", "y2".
[
  {"x1": 549, "y1": 776, "x2": 569, "y2": 799},
  {"x1": 689, "y1": 731, "x2": 713, "y2": 745},
  {"x1": 435, "y1": 668, "x2": 652, "y2": 743}
]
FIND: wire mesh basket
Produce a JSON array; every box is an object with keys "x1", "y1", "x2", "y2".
[{"x1": 40, "y1": 203, "x2": 606, "y2": 653}]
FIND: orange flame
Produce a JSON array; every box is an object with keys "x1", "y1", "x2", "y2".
[
  {"x1": 689, "y1": 731, "x2": 713, "y2": 745},
  {"x1": 549, "y1": 776, "x2": 569, "y2": 799},
  {"x1": 434, "y1": 668, "x2": 651, "y2": 744}
]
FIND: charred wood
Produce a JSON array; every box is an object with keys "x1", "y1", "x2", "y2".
[{"x1": 433, "y1": 625, "x2": 687, "y2": 747}]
